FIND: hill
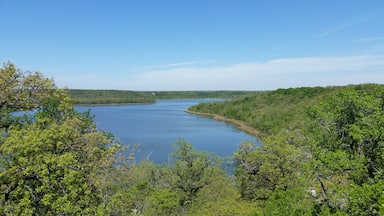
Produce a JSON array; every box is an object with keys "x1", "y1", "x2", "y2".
[{"x1": 187, "y1": 84, "x2": 380, "y2": 136}]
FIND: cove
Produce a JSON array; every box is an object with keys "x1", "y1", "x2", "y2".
[{"x1": 76, "y1": 99, "x2": 257, "y2": 163}]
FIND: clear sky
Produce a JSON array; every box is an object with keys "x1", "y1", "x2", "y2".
[{"x1": 1, "y1": 0, "x2": 384, "y2": 90}]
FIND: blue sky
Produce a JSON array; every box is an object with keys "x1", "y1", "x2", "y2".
[{"x1": 1, "y1": 0, "x2": 384, "y2": 90}]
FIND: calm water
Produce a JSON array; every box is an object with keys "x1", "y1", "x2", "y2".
[{"x1": 76, "y1": 99, "x2": 257, "y2": 163}]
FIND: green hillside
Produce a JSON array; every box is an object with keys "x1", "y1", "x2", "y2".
[
  {"x1": 188, "y1": 83, "x2": 384, "y2": 215},
  {"x1": 188, "y1": 85, "x2": 368, "y2": 135}
]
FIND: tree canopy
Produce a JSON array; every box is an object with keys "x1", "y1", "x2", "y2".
[
  {"x1": 0, "y1": 63, "x2": 119, "y2": 214},
  {"x1": 191, "y1": 83, "x2": 384, "y2": 215}
]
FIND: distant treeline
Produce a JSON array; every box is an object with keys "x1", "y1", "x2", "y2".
[
  {"x1": 69, "y1": 89, "x2": 257, "y2": 105},
  {"x1": 68, "y1": 89, "x2": 156, "y2": 104},
  {"x1": 153, "y1": 90, "x2": 257, "y2": 99}
]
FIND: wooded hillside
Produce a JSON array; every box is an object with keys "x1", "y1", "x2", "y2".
[
  {"x1": 189, "y1": 83, "x2": 384, "y2": 215},
  {"x1": 189, "y1": 85, "x2": 361, "y2": 135}
]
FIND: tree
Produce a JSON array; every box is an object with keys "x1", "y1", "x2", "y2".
[
  {"x1": 146, "y1": 188, "x2": 180, "y2": 216},
  {"x1": 307, "y1": 87, "x2": 384, "y2": 178},
  {"x1": 234, "y1": 131, "x2": 308, "y2": 201},
  {"x1": 0, "y1": 62, "x2": 55, "y2": 130},
  {"x1": 168, "y1": 140, "x2": 221, "y2": 210},
  {"x1": 0, "y1": 63, "x2": 119, "y2": 214},
  {"x1": 263, "y1": 186, "x2": 316, "y2": 216},
  {"x1": 347, "y1": 179, "x2": 384, "y2": 216},
  {"x1": 306, "y1": 86, "x2": 384, "y2": 213},
  {"x1": 187, "y1": 173, "x2": 257, "y2": 216}
]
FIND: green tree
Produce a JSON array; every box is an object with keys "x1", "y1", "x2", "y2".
[
  {"x1": 187, "y1": 173, "x2": 258, "y2": 216},
  {"x1": 146, "y1": 188, "x2": 180, "y2": 216},
  {"x1": 0, "y1": 63, "x2": 119, "y2": 215},
  {"x1": 168, "y1": 140, "x2": 221, "y2": 211},
  {"x1": 306, "y1": 86, "x2": 384, "y2": 213},
  {"x1": 263, "y1": 186, "x2": 316, "y2": 216},
  {"x1": 307, "y1": 87, "x2": 384, "y2": 178},
  {"x1": 234, "y1": 131, "x2": 308, "y2": 201},
  {"x1": 347, "y1": 179, "x2": 384, "y2": 216},
  {"x1": 0, "y1": 62, "x2": 55, "y2": 130}
]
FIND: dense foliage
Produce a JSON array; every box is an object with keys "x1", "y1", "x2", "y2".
[
  {"x1": 0, "y1": 63, "x2": 120, "y2": 214},
  {"x1": 1, "y1": 62, "x2": 383, "y2": 215},
  {"x1": 190, "y1": 83, "x2": 384, "y2": 215},
  {"x1": 188, "y1": 86, "x2": 343, "y2": 135}
]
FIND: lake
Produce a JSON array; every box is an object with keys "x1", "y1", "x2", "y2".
[{"x1": 76, "y1": 99, "x2": 257, "y2": 163}]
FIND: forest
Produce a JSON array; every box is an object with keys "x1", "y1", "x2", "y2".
[
  {"x1": 69, "y1": 89, "x2": 255, "y2": 105},
  {"x1": 1, "y1": 62, "x2": 384, "y2": 215}
]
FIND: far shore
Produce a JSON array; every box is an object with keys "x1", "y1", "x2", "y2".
[
  {"x1": 185, "y1": 110, "x2": 267, "y2": 138},
  {"x1": 73, "y1": 101, "x2": 156, "y2": 106}
]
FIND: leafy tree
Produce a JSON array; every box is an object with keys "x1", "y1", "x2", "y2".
[
  {"x1": 168, "y1": 140, "x2": 222, "y2": 211},
  {"x1": 347, "y1": 179, "x2": 384, "y2": 216},
  {"x1": 0, "y1": 63, "x2": 119, "y2": 215},
  {"x1": 234, "y1": 130, "x2": 309, "y2": 201},
  {"x1": 93, "y1": 145, "x2": 140, "y2": 215},
  {"x1": 306, "y1": 86, "x2": 384, "y2": 213},
  {"x1": 0, "y1": 62, "x2": 55, "y2": 130},
  {"x1": 307, "y1": 87, "x2": 384, "y2": 177},
  {"x1": 145, "y1": 188, "x2": 180, "y2": 216},
  {"x1": 263, "y1": 186, "x2": 316, "y2": 216},
  {"x1": 187, "y1": 173, "x2": 258, "y2": 216}
]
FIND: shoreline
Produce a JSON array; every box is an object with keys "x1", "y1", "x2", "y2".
[
  {"x1": 73, "y1": 98, "x2": 223, "y2": 106},
  {"x1": 73, "y1": 101, "x2": 156, "y2": 106},
  {"x1": 184, "y1": 110, "x2": 267, "y2": 138}
]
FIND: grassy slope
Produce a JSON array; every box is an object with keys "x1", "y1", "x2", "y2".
[{"x1": 188, "y1": 85, "x2": 381, "y2": 136}]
